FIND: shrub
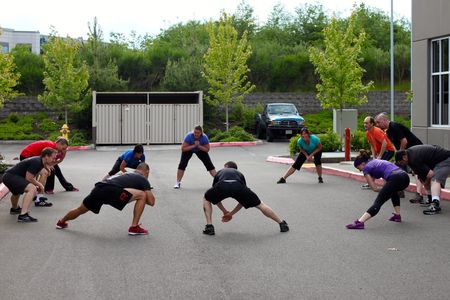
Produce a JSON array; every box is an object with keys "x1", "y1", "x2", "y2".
[
  {"x1": 208, "y1": 126, "x2": 255, "y2": 142},
  {"x1": 302, "y1": 110, "x2": 333, "y2": 134},
  {"x1": 39, "y1": 118, "x2": 60, "y2": 133},
  {"x1": 317, "y1": 131, "x2": 341, "y2": 152},
  {"x1": 289, "y1": 134, "x2": 300, "y2": 157},
  {"x1": 230, "y1": 102, "x2": 264, "y2": 132},
  {"x1": 351, "y1": 129, "x2": 370, "y2": 151}
]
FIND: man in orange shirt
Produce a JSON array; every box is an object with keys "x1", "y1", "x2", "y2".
[{"x1": 364, "y1": 116, "x2": 395, "y2": 161}]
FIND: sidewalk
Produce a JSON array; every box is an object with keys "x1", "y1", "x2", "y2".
[{"x1": 267, "y1": 152, "x2": 450, "y2": 201}]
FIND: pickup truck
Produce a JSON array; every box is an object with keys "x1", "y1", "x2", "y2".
[{"x1": 255, "y1": 103, "x2": 305, "y2": 142}]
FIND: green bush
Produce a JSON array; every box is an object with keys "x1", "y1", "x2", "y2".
[
  {"x1": 302, "y1": 110, "x2": 333, "y2": 134},
  {"x1": 39, "y1": 119, "x2": 60, "y2": 133},
  {"x1": 288, "y1": 130, "x2": 341, "y2": 155},
  {"x1": 230, "y1": 102, "x2": 264, "y2": 132},
  {"x1": 208, "y1": 126, "x2": 255, "y2": 142},
  {"x1": 351, "y1": 129, "x2": 370, "y2": 151}
]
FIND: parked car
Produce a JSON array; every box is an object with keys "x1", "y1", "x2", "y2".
[{"x1": 255, "y1": 103, "x2": 305, "y2": 142}]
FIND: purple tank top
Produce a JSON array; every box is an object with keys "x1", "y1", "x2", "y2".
[{"x1": 363, "y1": 159, "x2": 402, "y2": 180}]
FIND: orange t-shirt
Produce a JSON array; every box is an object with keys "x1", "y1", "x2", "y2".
[{"x1": 366, "y1": 127, "x2": 395, "y2": 155}]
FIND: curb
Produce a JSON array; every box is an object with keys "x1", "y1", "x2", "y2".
[
  {"x1": 68, "y1": 145, "x2": 95, "y2": 151},
  {"x1": 267, "y1": 155, "x2": 450, "y2": 201},
  {"x1": 210, "y1": 141, "x2": 260, "y2": 147}
]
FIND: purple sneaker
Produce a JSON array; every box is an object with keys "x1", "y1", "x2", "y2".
[
  {"x1": 388, "y1": 213, "x2": 401, "y2": 222},
  {"x1": 346, "y1": 220, "x2": 364, "y2": 229}
]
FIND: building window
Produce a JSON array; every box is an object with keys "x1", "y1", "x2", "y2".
[
  {"x1": 431, "y1": 37, "x2": 450, "y2": 126},
  {"x1": 0, "y1": 42, "x2": 9, "y2": 53}
]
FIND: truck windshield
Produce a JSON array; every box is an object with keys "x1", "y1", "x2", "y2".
[{"x1": 268, "y1": 105, "x2": 297, "y2": 114}]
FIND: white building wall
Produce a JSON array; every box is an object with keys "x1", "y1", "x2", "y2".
[{"x1": 0, "y1": 28, "x2": 40, "y2": 54}]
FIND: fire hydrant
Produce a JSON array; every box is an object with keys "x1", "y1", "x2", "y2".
[{"x1": 60, "y1": 124, "x2": 70, "y2": 140}]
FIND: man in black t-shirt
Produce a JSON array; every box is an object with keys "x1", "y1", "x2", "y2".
[
  {"x1": 56, "y1": 162, "x2": 156, "y2": 235},
  {"x1": 396, "y1": 145, "x2": 450, "y2": 215},
  {"x1": 202, "y1": 161, "x2": 289, "y2": 235},
  {"x1": 2, "y1": 147, "x2": 57, "y2": 222},
  {"x1": 376, "y1": 112, "x2": 425, "y2": 203}
]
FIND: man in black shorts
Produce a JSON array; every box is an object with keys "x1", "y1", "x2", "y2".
[
  {"x1": 56, "y1": 162, "x2": 156, "y2": 235},
  {"x1": 2, "y1": 147, "x2": 57, "y2": 222},
  {"x1": 202, "y1": 161, "x2": 289, "y2": 235},
  {"x1": 375, "y1": 112, "x2": 425, "y2": 203},
  {"x1": 395, "y1": 145, "x2": 450, "y2": 215}
]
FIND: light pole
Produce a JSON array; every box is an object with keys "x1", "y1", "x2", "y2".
[{"x1": 390, "y1": 0, "x2": 394, "y2": 121}]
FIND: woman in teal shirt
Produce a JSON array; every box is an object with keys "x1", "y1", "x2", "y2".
[{"x1": 277, "y1": 127, "x2": 323, "y2": 184}]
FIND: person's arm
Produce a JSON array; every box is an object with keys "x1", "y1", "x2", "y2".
[
  {"x1": 309, "y1": 143, "x2": 323, "y2": 159},
  {"x1": 119, "y1": 160, "x2": 128, "y2": 173},
  {"x1": 377, "y1": 139, "x2": 388, "y2": 159},
  {"x1": 228, "y1": 203, "x2": 243, "y2": 216},
  {"x1": 145, "y1": 190, "x2": 155, "y2": 206},
  {"x1": 197, "y1": 142, "x2": 210, "y2": 153},
  {"x1": 364, "y1": 174, "x2": 381, "y2": 192},
  {"x1": 399, "y1": 138, "x2": 408, "y2": 150},
  {"x1": 181, "y1": 142, "x2": 196, "y2": 152},
  {"x1": 25, "y1": 171, "x2": 44, "y2": 192},
  {"x1": 216, "y1": 202, "x2": 229, "y2": 215},
  {"x1": 370, "y1": 145, "x2": 376, "y2": 159}
]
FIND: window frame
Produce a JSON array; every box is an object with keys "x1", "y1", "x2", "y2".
[{"x1": 431, "y1": 36, "x2": 450, "y2": 126}]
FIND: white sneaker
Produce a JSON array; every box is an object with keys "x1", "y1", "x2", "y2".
[
  {"x1": 361, "y1": 183, "x2": 370, "y2": 190},
  {"x1": 173, "y1": 182, "x2": 181, "y2": 189}
]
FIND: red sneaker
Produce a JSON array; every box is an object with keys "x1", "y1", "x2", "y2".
[
  {"x1": 56, "y1": 220, "x2": 68, "y2": 229},
  {"x1": 128, "y1": 224, "x2": 149, "y2": 236}
]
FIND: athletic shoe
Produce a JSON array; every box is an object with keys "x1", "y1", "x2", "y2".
[
  {"x1": 346, "y1": 220, "x2": 364, "y2": 229},
  {"x1": 173, "y1": 182, "x2": 181, "y2": 189},
  {"x1": 420, "y1": 195, "x2": 432, "y2": 207},
  {"x1": 45, "y1": 189, "x2": 54, "y2": 194},
  {"x1": 318, "y1": 177, "x2": 324, "y2": 183},
  {"x1": 17, "y1": 213, "x2": 38, "y2": 223},
  {"x1": 9, "y1": 206, "x2": 21, "y2": 215},
  {"x1": 279, "y1": 220, "x2": 289, "y2": 232},
  {"x1": 389, "y1": 213, "x2": 402, "y2": 222},
  {"x1": 66, "y1": 187, "x2": 79, "y2": 192},
  {"x1": 361, "y1": 183, "x2": 371, "y2": 190},
  {"x1": 56, "y1": 220, "x2": 68, "y2": 229},
  {"x1": 128, "y1": 224, "x2": 149, "y2": 235},
  {"x1": 203, "y1": 224, "x2": 215, "y2": 235},
  {"x1": 423, "y1": 201, "x2": 441, "y2": 215},
  {"x1": 409, "y1": 193, "x2": 423, "y2": 204},
  {"x1": 35, "y1": 200, "x2": 53, "y2": 207},
  {"x1": 33, "y1": 196, "x2": 48, "y2": 202},
  {"x1": 397, "y1": 191, "x2": 405, "y2": 198},
  {"x1": 277, "y1": 177, "x2": 286, "y2": 184}
]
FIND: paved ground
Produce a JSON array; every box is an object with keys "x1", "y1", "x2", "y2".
[{"x1": 1, "y1": 142, "x2": 450, "y2": 299}]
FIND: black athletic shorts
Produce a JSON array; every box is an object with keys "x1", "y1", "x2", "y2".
[
  {"x1": 204, "y1": 182, "x2": 261, "y2": 209},
  {"x1": 292, "y1": 151, "x2": 322, "y2": 170},
  {"x1": 2, "y1": 173, "x2": 30, "y2": 195},
  {"x1": 178, "y1": 150, "x2": 215, "y2": 171},
  {"x1": 82, "y1": 182, "x2": 133, "y2": 214}
]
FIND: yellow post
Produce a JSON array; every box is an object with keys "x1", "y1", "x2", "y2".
[{"x1": 60, "y1": 124, "x2": 70, "y2": 140}]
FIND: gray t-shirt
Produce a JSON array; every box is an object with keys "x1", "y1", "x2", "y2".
[{"x1": 407, "y1": 145, "x2": 450, "y2": 181}]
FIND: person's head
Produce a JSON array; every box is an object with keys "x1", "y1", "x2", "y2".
[
  {"x1": 135, "y1": 162, "x2": 150, "y2": 178},
  {"x1": 224, "y1": 161, "x2": 238, "y2": 169},
  {"x1": 363, "y1": 116, "x2": 375, "y2": 131},
  {"x1": 41, "y1": 147, "x2": 57, "y2": 165},
  {"x1": 395, "y1": 149, "x2": 408, "y2": 166},
  {"x1": 55, "y1": 137, "x2": 69, "y2": 152},
  {"x1": 300, "y1": 127, "x2": 311, "y2": 141},
  {"x1": 133, "y1": 144, "x2": 144, "y2": 159},
  {"x1": 193, "y1": 125, "x2": 203, "y2": 139},
  {"x1": 375, "y1": 112, "x2": 390, "y2": 130},
  {"x1": 353, "y1": 149, "x2": 371, "y2": 171}
]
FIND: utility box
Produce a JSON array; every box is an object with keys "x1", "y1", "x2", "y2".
[
  {"x1": 333, "y1": 109, "x2": 358, "y2": 139},
  {"x1": 92, "y1": 91, "x2": 203, "y2": 145}
]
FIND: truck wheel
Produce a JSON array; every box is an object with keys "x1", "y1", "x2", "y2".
[
  {"x1": 256, "y1": 123, "x2": 266, "y2": 139},
  {"x1": 266, "y1": 129, "x2": 274, "y2": 142}
]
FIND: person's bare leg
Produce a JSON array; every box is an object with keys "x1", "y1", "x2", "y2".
[
  {"x1": 431, "y1": 181, "x2": 442, "y2": 199},
  {"x1": 256, "y1": 202, "x2": 282, "y2": 223},
  {"x1": 358, "y1": 212, "x2": 372, "y2": 223},
  {"x1": 209, "y1": 169, "x2": 217, "y2": 177},
  {"x1": 416, "y1": 178, "x2": 424, "y2": 195},
  {"x1": 393, "y1": 206, "x2": 400, "y2": 215},
  {"x1": 316, "y1": 165, "x2": 322, "y2": 177},
  {"x1": 203, "y1": 199, "x2": 213, "y2": 224},
  {"x1": 21, "y1": 184, "x2": 37, "y2": 214},
  {"x1": 176, "y1": 169, "x2": 185, "y2": 182},
  {"x1": 282, "y1": 167, "x2": 296, "y2": 180},
  {"x1": 10, "y1": 194, "x2": 20, "y2": 209},
  {"x1": 60, "y1": 204, "x2": 89, "y2": 222},
  {"x1": 131, "y1": 191, "x2": 146, "y2": 226}
]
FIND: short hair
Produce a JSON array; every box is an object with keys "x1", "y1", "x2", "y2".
[
  {"x1": 395, "y1": 150, "x2": 407, "y2": 162},
  {"x1": 375, "y1": 112, "x2": 389, "y2": 121},
  {"x1": 136, "y1": 162, "x2": 149, "y2": 172},
  {"x1": 133, "y1": 144, "x2": 144, "y2": 154},
  {"x1": 365, "y1": 116, "x2": 375, "y2": 124},
  {"x1": 224, "y1": 161, "x2": 238, "y2": 169},
  {"x1": 55, "y1": 137, "x2": 69, "y2": 146},
  {"x1": 41, "y1": 147, "x2": 57, "y2": 158},
  {"x1": 194, "y1": 125, "x2": 203, "y2": 133}
]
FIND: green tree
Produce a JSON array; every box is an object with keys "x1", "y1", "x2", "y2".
[
  {"x1": 39, "y1": 32, "x2": 90, "y2": 124},
  {"x1": 309, "y1": 14, "x2": 373, "y2": 145},
  {"x1": 10, "y1": 45, "x2": 44, "y2": 95},
  {"x1": 202, "y1": 12, "x2": 255, "y2": 131},
  {"x1": 0, "y1": 52, "x2": 21, "y2": 108}
]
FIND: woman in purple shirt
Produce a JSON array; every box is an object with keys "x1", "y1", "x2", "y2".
[{"x1": 346, "y1": 150, "x2": 410, "y2": 229}]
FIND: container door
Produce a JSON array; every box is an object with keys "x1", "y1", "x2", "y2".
[
  {"x1": 121, "y1": 104, "x2": 147, "y2": 144},
  {"x1": 174, "y1": 104, "x2": 200, "y2": 143},
  {"x1": 96, "y1": 104, "x2": 121, "y2": 144},
  {"x1": 148, "y1": 104, "x2": 174, "y2": 143}
]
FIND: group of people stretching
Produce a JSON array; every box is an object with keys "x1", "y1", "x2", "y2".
[{"x1": 2, "y1": 125, "x2": 289, "y2": 236}]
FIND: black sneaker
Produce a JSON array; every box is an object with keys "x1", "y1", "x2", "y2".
[
  {"x1": 17, "y1": 213, "x2": 38, "y2": 222},
  {"x1": 35, "y1": 200, "x2": 53, "y2": 207},
  {"x1": 10, "y1": 206, "x2": 21, "y2": 215},
  {"x1": 277, "y1": 177, "x2": 286, "y2": 184},
  {"x1": 420, "y1": 195, "x2": 432, "y2": 207},
  {"x1": 279, "y1": 220, "x2": 289, "y2": 232},
  {"x1": 423, "y1": 201, "x2": 441, "y2": 215},
  {"x1": 318, "y1": 177, "x2": 324, "y2": 183},
  {"x1": 203, "y1": 224, "x2": 215, "y2": 235},
  {"x1": 33, "y1": 196, "x2": 48, "y2": 202},
  {"x1": 409, "y1": 193, "x2": 423, "y2": 203}
]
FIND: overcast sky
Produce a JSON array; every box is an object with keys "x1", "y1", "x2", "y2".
[{"x1": 1, "y1": 0, "x2": 411, "y2": 39}]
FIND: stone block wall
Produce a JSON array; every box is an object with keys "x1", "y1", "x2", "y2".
[{"x1": 0, "y1": 97, "x2": 56, "y2": 119}]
